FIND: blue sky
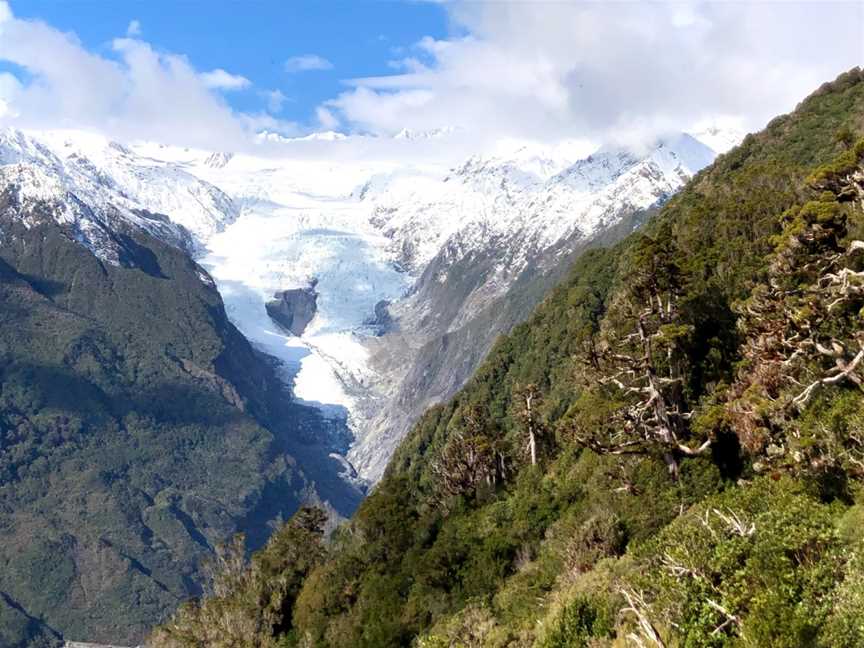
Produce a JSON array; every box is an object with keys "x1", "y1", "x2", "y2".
[
  {"x1": 7, "y1": 0, "x2": 452, "y2": 126},
  {"x1": 1, "y1": 1, "x2": 861, "y2": 150}
]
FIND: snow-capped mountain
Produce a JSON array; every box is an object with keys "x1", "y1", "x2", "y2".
[
  {"x1": 393, "y1": 126, "x2": 460, "y2": 140},
  {"x1": 690, "y1": 125, "x2": 747, "y2": 155},
  {"x1": 0, "y1": 125, "x2": 740, "y2": 485},
  {"x1": 257, "y1": 129, "x2": 349, "y2": 144},
  {"x1": 361, "y1": 133, "x2": 713, "y2": 276},
  {"x1": 347, "y1": 133, "x2": 720, "y2": 481},
  {"x1": 0, "y1": 130, "x2": 191, "y2": 261},
  {"x1": 0, "y1": 128, "x2": 238, "y2": 260},
  {"x1": 35, "y1": 129, "x2": 240, "y2": 245}
]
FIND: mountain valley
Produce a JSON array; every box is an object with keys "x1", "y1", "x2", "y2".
[
  {"x1": 0, "y1": 117, "x2": 735, "y2": 645},
  {"x1": 0, "y1": 0, "x2": 861, "y2": 645},
  {"x1": 149, "y1": 67, "x2": 864, "y2": 648},
  {"x1": 2, "y1": 125, "x2": 736, "y2": 483}
]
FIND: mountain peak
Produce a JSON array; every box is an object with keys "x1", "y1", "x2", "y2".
[
  {"x1": 393, "y1": 126, "x2": 459, "y2": 140},
  {"x1": 256, "y1": 129, "x2": 349, "y2": 144},
  {"x1": 650, "y1": 132, "x2": 717, "y2": 176},
  {"x1": 689, "y1": 124, "x2": 747, "y2": 154}
]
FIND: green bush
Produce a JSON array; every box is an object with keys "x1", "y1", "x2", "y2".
[
  {"x1": 149, "y1": 508, "x2": 328, "y2": 648},
  {"x1": 565, "y1": 511, "x2": 627, "y2": 574},
  {"x1": 634, "y1": 478, "x2": 844, "y2": 647},
  {"x1": 537, "y1": 596, "x2": 614, "y2": 648}
]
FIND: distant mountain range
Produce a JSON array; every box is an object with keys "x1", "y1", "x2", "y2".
[{"x1": 0, "y1": 124, "x2": 740, "y2": 486}]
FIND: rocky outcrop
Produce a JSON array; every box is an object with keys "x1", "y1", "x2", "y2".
[
  {"x1": 266, "y1": 283, "x2": 318, "y2": 336},
  {"x1": 364, "y1": 299, "x2": 393, "y2": 336}
]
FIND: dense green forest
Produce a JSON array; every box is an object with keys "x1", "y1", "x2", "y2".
[
  {"x1": 151, "y1": 68, "x2": 864, "y2": 647},
  {"x1": 0, "y1": 198, "x2": 361, "y2": 646}
]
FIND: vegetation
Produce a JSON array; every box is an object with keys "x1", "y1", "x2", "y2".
[
  {"x1": 151, "y1": 508, "x2": 328, "y2": 648},
  {"x1": 151, "y1": 67, "x2": 864, "y2": 646},
  {"x1": 0, "y1": 205, "x2": 360, "y2": 646}
]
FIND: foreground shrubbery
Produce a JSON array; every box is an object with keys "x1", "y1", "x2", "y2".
[{"x1": 149, "y1": 508, "x2": 327, "y2": 648}]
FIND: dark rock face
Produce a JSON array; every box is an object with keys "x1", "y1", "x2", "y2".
[
  {"x1": 266, "y1": 285, "x2": 318, "y2": 336},
  {"x1": 364, "y1": 299, "x2": 393, "y2": 336}
]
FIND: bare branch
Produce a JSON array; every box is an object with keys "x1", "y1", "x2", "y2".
[
  {"x1": 620, "y1": 587, "x2": 667, "y2": 648},
  {"x1": 706, "y1": 598, "x2": 741, "y2": 636},
  {"x1": 676, "y1": 439, "x2": 712, "y2": 456},
  {"x1": 793, "y1": 347, "x2": 864, "y2": 408}
]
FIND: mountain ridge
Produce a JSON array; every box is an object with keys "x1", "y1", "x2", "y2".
[
  {"x1": 350, "y1": 132, "x2": 721, "y2": 481},
  {"x1": 0, "y1": 158, "x2": 362, "y2": 646}
]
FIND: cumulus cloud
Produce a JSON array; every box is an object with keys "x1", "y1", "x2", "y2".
[
  {"x1": 108, "y1": 38, "x2": 252, "y2": 145},
  {"x1": 262, "y1": 89, "x2": 288, "y2": 113},
  {"x1": 325, "y1": 1, "x2": 864, "y2": 144},
  {"x1": 201, "y1": 68, "x2": 251, "y2": 91},
  {"x1": 0, "y1": 72, "x2": 21, "y2": 118},
  {"x1": 0, "y1": 0, "x2": 861, "y2": 154},
  {"x1": 316, "y1": 106, "x2": 340, "y2": 130},
  {"x1": 0, "y1": 1, "x2": 283, "y2": 148},
  {"x1": 285, "y1": 54, "x2": 333, "y2": 73}
]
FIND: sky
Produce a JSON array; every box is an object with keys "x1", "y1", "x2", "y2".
[
  {"x1": 0, "y1": 0, "x2": 862, "y2": 152},
  {"x1": 1, "y1": 1, "x2": 452, "y2": 129}
]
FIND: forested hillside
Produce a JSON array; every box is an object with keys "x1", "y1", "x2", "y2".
[
  {"x1": 152, "y1": 68, "x2": 864, "y2": 648},
  {"x1": 0, "y1": 197, "x2": 361, "y2": 646}
]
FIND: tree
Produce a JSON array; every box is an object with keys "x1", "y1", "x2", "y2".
[
  {"x1": 726, "y1": 145, "x2": 864, "y2": 475},
  {"x1": 430, "y1": 405, "x2": 504, "y2": 508},
  {"x1": 512, "y1": 383, "x2": 549, "y2": 466},
  {"x1": 571, "y1": 228, "x2": 709, "y2": 479},
  {"x1": 148, "y1": 507, "x2": 329, "y2": 648}
]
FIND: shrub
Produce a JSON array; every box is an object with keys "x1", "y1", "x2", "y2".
[
  {"x1": 149, "y1": 507, "x2": 328, "y2": 648},
  {"x1": 565, "y1": 511, "x2": 627, "y2": 574},
  {"x1": 537, "y1": 595, "x2": 614, "y2": 648},
  {"x1": 631, "y1": 478, "x2": 844, "y2": 647}
]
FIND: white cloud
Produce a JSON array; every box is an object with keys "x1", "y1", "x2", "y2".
[
  {"x1": 238, "y1": 110, "x2": 303, "y2": 140},
  {"x1": 0, "y1": 0, "x2": 862, "y2": 155},
  {"x1": 0, "y1": 5, "x2": 128, "y2": 128},
  {"x1": 201, "y1": 68, "x2": 251, "y2": 91},
  {"x1": 316, "y1": 106, "x2": 339, "y2": 130},
  {"x1": 262, "y1": 89, "x2": 287, "y2": 113},
  {"x1": 0, "y1": 3, "x2": 256, "y2": 148},
  {"x1": 0, "y1": 71, "x2": 21, "y2": 119},
  {"x1": 0, "y1": 71, "x2": 21, "y2": 99},
  {"x1": 126, "y1": 19, "x2": 141, "y2": 37},
  {"x1": 325, "y1": 1, "x2": 864, "y2": 144},
  {"x1": 285, "y1": 54, "x2": 333, "y2": 73},
  {"x1": 109, "y1": 38, "x2": 250, "y2": 145}
]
